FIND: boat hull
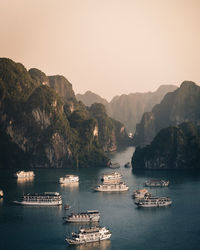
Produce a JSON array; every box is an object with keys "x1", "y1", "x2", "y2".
[
  {"x1": 13, "y1": 200, "x2": 62, "y2": 206},
  {"x1": 64, "y1": 217, "x2": 100, "y2": 222},
  {"x1": 66, "y1": 234, "x2": 111, "y2": 245},
  {"x1": 137, "y1": 202, "x2": 172, "y2": 208},
  {"x1": 94, "y1": 188, "x2": 128, "y2": 192},
  {"x1": 135, "y1": 200, "x2": 172, "y2": 208}
]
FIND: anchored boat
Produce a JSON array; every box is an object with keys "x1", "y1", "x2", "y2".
[
  {"x1": 124, "y1": 162, "x2": 131, "y2": 168},
  {"x1": 59, "y1": 175, "x2": 79, "y2": 184},
  {"x1": 94, "y1": 182, "x2": 129, "y2": 192},
  {"x1": 66, "y1": 226, "x2": 111, "y2": 245},
  {"x1": 63, "y1": 210, "x2": 100, "y2": 222},
  {"x1": 135, "y1": 196, "x2": 172, "y2": 207},
  {"x1": 133, "y1": 189, "x2": 151, "y2": 199},
  {"x1": 101, "y1": 172, "x2": 122, "y2": 182},
  {"x1": 109, "y1": 162, "x2": 120, "y2": 169},
  {"x1": 0, "y1": 190, "x2": 3, "y2": 198},
  {"x1": 144, "y1": 179, "x2": 169, "y2": 187},
  {"x1": 13, "y1": 192, "x2": 62, "y2": 206},
  {"x1": 14, "y1": 171, "x2": 35, "y2": 178}
]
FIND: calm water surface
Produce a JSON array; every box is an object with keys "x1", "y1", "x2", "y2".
[{"x1": 0, "y1": 146, "x2": 200, "y2": 250}]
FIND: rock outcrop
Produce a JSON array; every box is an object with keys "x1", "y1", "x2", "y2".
[
  {"x1": 132, "y1": 122, "x2": 200, "y2": 170},
  {"x1": 0, "y1": 58, "x2": 129, "y2": 168},
  {"x1": 133, "y1": 81, "x2": 200, "y2": 146},
  {"x1": 88, "y1": 103, "x2": 129, "y2": 152}
]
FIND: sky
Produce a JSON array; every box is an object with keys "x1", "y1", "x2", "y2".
[{"x1": 0, "y1": 0, "x2": 200, "y2": 101}]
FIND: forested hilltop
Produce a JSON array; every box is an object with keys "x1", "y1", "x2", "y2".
[
  {"x1": 0, "y1": 58, "x2": 128, "y2": 169},
  {"x1": 132, "y1": 122, "x2": 200, "y2": 170},
  {"x1": 131, "y1": 81, "x2": 200, "y2": 170}
]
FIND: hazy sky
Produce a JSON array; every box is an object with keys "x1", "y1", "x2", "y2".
[{"x1": 1, "y1": 0, "x2": 200, "y2": 100}]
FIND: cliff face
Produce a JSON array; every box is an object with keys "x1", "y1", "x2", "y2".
[
  {"x1": 88, "y1": 103, "x2": 129, "y2": 152},
  {"x1": 0, "y1": 58, "x2": 107, "y2": 168},
  {"x1": 134, "y1": 81, "x2": 200, "y2": 146},
  {"x1": 76, "y1": 85, "x2": 177, "y2": 132},
  {"x1": 132, "y1": 122, "x2": 200, "y2": 170},
  {"x1": 0, "y1": 58, "x2": 128, "y2": 169}
]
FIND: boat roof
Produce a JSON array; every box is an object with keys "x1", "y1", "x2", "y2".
[
  {"x1": 102, "y1": 172, "x2": 121, "y2": 176},
  {"x1": 70, "y1": 210, "x2": 99, "y2": 216},
  {"x1": 79, "y1": 227, "x2": 102, "y2": 233},
  {"x1": 146, "y1": 179, "x2": 168, "y2": 182},
  {"x1": 65, "y1": 174, "x2": 78, "y2": 177},
  {"x1": 135, "y1": 189, "x2": 148, "y2": 193},
  {"x1": 24, "y1": 192, "x2": 60, "y2": 197}
]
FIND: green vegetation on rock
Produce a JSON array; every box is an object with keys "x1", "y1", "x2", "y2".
[
  {"x1": 134, "y1": 81, "x2": 200, "y2": 146},
  {"x1": 132, "y1": 122, "x2": 200, "y2": 169},
  {"x1": 0, "y1": 58, "x2": 128, "y2": 168}
]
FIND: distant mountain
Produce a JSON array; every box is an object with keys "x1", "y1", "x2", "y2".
[
  {"x1": 76, "y1": 85, "x2": 177, "y2": 132},
  {"x1": 0, "y1": 58, "x2": 128, "y2": 169},
  {"x1": 134, "y1": 81, "x2": 200, "y2": 146},
  {"x1": 76, "y1": 91, "x2": 108, "y2": 107},
  {"x1": 132, "y1": 122, "x2": 200, "y2": 170}
]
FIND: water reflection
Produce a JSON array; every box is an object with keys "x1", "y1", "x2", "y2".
[
  {"x1": 17, "y1": 176, "x2": 34, "y2": 185},
  {"x1": 74, "y1": 240, "x2": 111, "y2": 250},
  {"x1": 60, "y1": 182, "x2": 79, "y2": 190},
  {"x1": 0, "y1": 198, "x2": 3, "y2": 207}
]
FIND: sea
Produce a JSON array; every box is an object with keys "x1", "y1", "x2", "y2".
[{"x1": 0, "y1": 146, "x2": 200, "y2": 250}]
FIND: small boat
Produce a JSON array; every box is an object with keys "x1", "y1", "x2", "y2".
[
  {"x1": 59, "y1": 175, "x2": 79, "y2": 184},
  {"x1": 135, "y1": 196, "x2": 172, "y2": 208},
  {"x1": 144, "y1": 179, "x2": 169, "y2": 187},
  {"x1": 66, "y1": 226, "x2": 111, "y2": 245},
  {"x1": 0, "y1": 190, "x2": 3, "y2": 198},
  {"x1": 124, "y1": 162, "x2": 131, "y2": 168},
  {"x1": 94, "y1": 182, "x2": 129, "y2": 192},
  {"x1": 109, "y1": 162, "x2": 120, "y2": 169},
  {"x1": 101, "y1": 172, "x2": 122, "y2": 182},
  {"x1": 133, "y1": 189, "x2": 151, "y2": 199},
  {"x1": 14, "y1": 171, "x2": 35, "y2": 178},
  {"x1": 63, "y1": 210, "x2": 100, "y2": 222},
  {"x1": 64, "y1": 204, "x2": 71, "y2": 210}
]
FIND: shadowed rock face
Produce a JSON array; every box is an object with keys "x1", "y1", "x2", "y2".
[
  {"x1": 133, "y1": 81, "x2": 200, "y2": 146},
  {"x1": 132, "y1": 122, "x2": 200, "y2": 170},
  {"x1": 0, "y1": 58, "x2": 129, "y2": 169},
  {"x1": 76, "y1": 85, "x2": 177, "y2": 133},
  {"x1": 48, "y1": 75, "x2": 76, "y2": 104}
]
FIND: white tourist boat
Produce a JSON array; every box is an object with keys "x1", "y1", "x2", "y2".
[
  {"x1": 63, "y1": 210, "x2": 100, "y2": 222},
  {"x1": 14, "y1": 171, "x2": 35, "y2": 178},
  {"x1": 13, "y1": 192, "x2": 62, "y2": 206},
  {"x1": 133, "y1": 189, "x2": 151, "y2": 199},
  {"x1": 94, "y1": 182, "x2": 129, "y2": 192},
  {"x1": 59, "y1": 174, "x2": 79, "y2": 184},
  {"x1": 0, "y1": 190, "x2": 3, "y2": 197},
  {"x1": 101, "y1": 172, "x2": 122, "y2": 182},
  {"x1": 135, "y1": 196, "x2": 172, "y2": 208},
  {"x1": 144, "y1": 179, "x2": 169, "y2": 187},
  {"x1": 66, "y1": 226, "x2": 111, "y2": 245}
]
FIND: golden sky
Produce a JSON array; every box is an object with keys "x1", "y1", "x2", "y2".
[{"x1": 0, "y1": 0, "x2": 200, "y2": 100}]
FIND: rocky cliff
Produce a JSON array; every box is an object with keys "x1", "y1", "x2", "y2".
[
  {"x1": 132, "y1": 122, "x2": 200, "y2": 169},
  {"x1": 76, "y1": 85, "x2": 177, "y2": 132},
  {"x1": 134, "y1": 81, "x2": 200, "y2": 146},
  {"x1": 0, "y1": 58, "x2": 128, "y2": 168},
  {"x1": 88, "y1": 103, "x2": 129, "y2": 152}
]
